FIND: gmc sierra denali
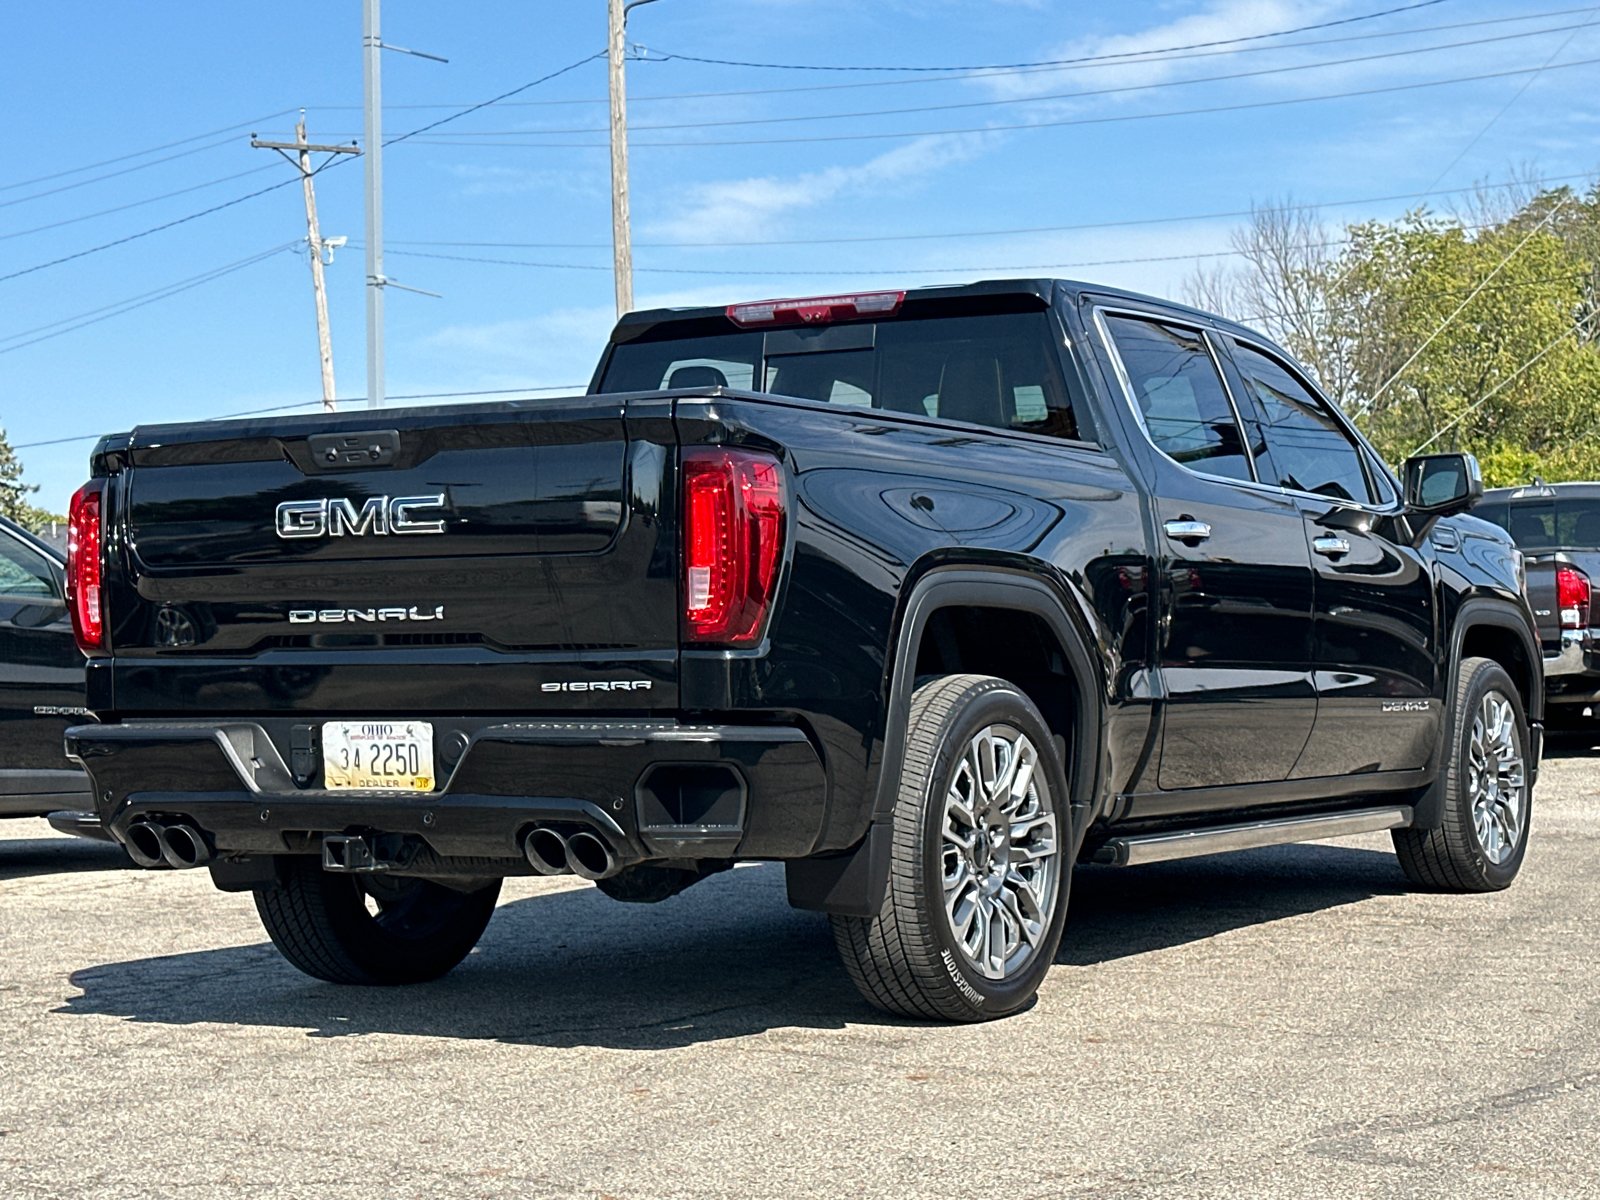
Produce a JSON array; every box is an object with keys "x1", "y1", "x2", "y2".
[{"x1": 61, "y1": 279, "x2": 1540, "y2": 1022}]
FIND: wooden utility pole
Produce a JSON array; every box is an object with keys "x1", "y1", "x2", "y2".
[
  {"x1": 607, "y1": 0, "x2": 634, "y2": 317},
  {"x1": 252, "y1": 116, "x2": 359, "y2": 412}
]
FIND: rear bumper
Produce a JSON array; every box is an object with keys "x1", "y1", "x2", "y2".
[
  {"x1": 1543, "y1": 627, "x2": 1599, "y2": 679},
  {"x1": 65, "y1": 718, "x2": 828, "y2": 868}
]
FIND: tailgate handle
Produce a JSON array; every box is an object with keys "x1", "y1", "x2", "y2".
[{"x1": 307, "y1": 429, "x2": 401, "y2": 471}]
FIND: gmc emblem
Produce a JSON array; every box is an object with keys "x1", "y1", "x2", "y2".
[{"x1": 276, "y1": 494, "x2": 447, "y2": 539}]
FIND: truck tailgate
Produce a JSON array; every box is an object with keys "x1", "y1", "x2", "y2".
[{"x1": 104, "y1": 396, "x2": 678, "y2": 712}]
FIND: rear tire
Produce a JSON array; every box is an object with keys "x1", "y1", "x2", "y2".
[
  {"x1": 1393, "y1": 657, "x2": 1531, "y2": 893},
  {"x1": 831, "y1": 674, "x2": 1070, "y2": 1022},
  {"x1": 255, "y1": 857, "x2": 500, "y2": 984}
]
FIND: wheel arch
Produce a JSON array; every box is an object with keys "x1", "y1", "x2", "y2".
[
  {"x1": 786, "y1": 564, "x2": 1107, "y2": 916},
  {"x1": 1412, "y1": 597, "x2": 1543, "y2": 829}
]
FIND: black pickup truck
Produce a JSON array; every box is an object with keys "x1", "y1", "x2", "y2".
[{"x1": 62, "y1": 280, "x2": 1540, "y2": 1022}]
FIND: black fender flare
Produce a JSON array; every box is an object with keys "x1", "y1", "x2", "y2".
[
  {"x1": 786, "y1": 566, "x2": 1106, "y2": 915},
  {"x1": 1412, "y1": 596, "x2": 1543, "y2": 829}
]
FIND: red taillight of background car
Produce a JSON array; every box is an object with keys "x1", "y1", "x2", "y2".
[
  {"x1": 682, "y1": 449, "x2": 786, "y2": 646},
  {"x1": 66, "y1": 482, "x2": 106, "y2": 652},
  {"x1": 1556, "y1": 564, "x2": 1590, "y2": 631}
]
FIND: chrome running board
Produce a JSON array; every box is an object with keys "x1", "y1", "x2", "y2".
[{"x1": 1097, "y1": 805, "x2": 1413, "y2": 867}]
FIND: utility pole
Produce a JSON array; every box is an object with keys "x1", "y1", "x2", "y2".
[
  {"x1": 363, "y1": 0, "x2": 386, "y2": 410},
  {"x1": 252, "y1": 116, "x2": 359, "y2": 412},
  {"x1": 607, "y1": 0, "x2": 660, "y2": 318},
  {"x1": 607, "y1": 0, "x2": 633, "y2": 317}
]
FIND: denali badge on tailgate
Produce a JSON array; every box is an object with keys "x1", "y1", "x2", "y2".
[{"x1": 275, "y1": 494, "x2": 447, "y2": 539}]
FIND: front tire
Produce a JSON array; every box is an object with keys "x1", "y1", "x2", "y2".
[
  {"x1": 1393, "y1": 657, "x2": 1531, "y2": 892},
  {"x1": 832, "y1": 674, "x2": 1070, "y2": 1022},
  {"x1": 255, "y1": 857, "x2": 501, "y2": 984}
]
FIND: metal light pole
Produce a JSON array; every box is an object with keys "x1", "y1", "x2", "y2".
[
  {"x1": 361, "y1": 0, "x2": 446, "y2": 410},
  {"x1": 362, "y1": 0, "x2": 386, "y2": 409}
]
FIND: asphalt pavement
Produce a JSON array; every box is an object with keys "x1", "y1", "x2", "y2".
[{"x1": 3, "y1": 735, "x2": 1598, "y2": 1199}]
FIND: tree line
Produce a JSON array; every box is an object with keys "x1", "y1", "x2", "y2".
[{"x1": 1186, "y1": 178, "x2": 1600, "y2": 487}]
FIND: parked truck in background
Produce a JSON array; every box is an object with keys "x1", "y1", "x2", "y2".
[
  {"x1": 1477, "y1": 482, "x2": 1600, "y2": 728},
  {"x1": 59, "y1": 279, "x2": 1540, "y2": 1021}
]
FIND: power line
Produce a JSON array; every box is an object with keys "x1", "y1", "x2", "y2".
[
  {"x1": 0, "y1": 54, "x2": 605, "y2": 289},
  {"x1": 0, "y1": 109, "x2": 296, "y2": 194},
  {"x1": 625, "y1": 22, "x2": 1600, "y2": 133},
  {"x1": 0, "y1": 136, "x2": 245, "y2": 212},
  {"x1": 1410, "y1": 310, "x2": 1599, "y2": 453},
  {"x1": 1423, "y1": 7, "x2": 1600, "y2": 192},
  {"x1": 380, "y1": 52, "x2": 604, "y2": 149},
  {"x1": 636, "y1": 0, "x2": 1456, "y2": 73},
  {"x1": 297, "y1": 23, "x2": 1597, "y2": 141},
  {"x1": 1365, "y1": 199, "x2": 1573, "y2": 409},
  {"x1": 390, "y1": 55, "x2": 1600, "y2": 149},
  {"x1": 0, "y1": 163, "x2": 279, "y2": 243},
  {"x1": 386, "y1": 174, "x2": 1598, "y2": 252},
  {"x1": 0, "y1": 176, "x2": 301, "y2": 286},
  {"x1": 296, "y1": 6, "x2": 1600, "y2": 109},
  {"x1": 0, "y1": 242, "x2": 300, "y2": 357}
]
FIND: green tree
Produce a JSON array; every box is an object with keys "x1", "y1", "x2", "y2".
[
  {"x1": 1186, "y1": 181, "x2": 1600, "y2": 487},
  {"x1": 0, "y1": 427, "x2": 65, "y2": 533}
]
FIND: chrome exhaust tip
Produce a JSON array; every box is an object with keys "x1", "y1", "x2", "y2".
[
  {"x1": 564, "y1": 831, "x2": 619, "y2": 881},
  {"x1": 523, "y1": 827, "x2": 572, "y2": 876},
  {"x1": 124, "y1": 821, "x2": 169, "y2": 869},
  {"x1": 158, "y1": 823, "x2": 213, "y2": 870}
]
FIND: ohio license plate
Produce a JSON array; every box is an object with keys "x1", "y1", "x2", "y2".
[{"x1": 321, "y1": 720, "x2": 435, "y2": 791}]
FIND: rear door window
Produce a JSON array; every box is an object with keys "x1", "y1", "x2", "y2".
[
  {"x1": 1229, "y1": 340, "x2": 1373, "y2": 503},
  {"x1": 1101, "y1": 314, "x2": 1252, "y2": 482}
]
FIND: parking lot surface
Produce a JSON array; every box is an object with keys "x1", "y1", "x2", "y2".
[{"x1": 3, "y1": 738, "x2": 1599, "y2": 1200}]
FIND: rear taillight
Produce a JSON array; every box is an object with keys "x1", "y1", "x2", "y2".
[
  {"x1": 66, "y1": 482, "x2": 105, "y2": 652},
  {"x1": 1557, "y1": 564, "x2": 1591, "y2": 632},
  {"x1": 682, "y1": 449, "x2": 786, "y2": 646}
]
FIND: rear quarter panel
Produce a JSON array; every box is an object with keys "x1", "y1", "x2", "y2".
[{"x1": 673, "y1": 392, "x2": 1151, "y2": 851}]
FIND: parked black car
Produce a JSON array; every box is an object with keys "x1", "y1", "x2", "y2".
[
  {"x1": 0, "y1": 514, "x2": 92, "y2": 819},
  {"x1": 63, "y1": 279, "x2": 1540, "y2": 1021},
  {"x1": 1477, "y1": 481, "x2": 1600, "y2": 725}
]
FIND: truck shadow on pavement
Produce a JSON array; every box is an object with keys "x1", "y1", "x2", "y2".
[
  {"x1": 0, "y1": 833, "x2": 132, "y2": 882},
  {"x1": 57, "y1": 844, "x2": 1405, "y2": 1048}
]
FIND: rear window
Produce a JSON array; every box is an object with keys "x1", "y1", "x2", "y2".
[
  {"x1": 1483, "y1": 497, "x2": 1600, "y2": 548},
  {"x1": 598, "y1": 312, "x2": 1087, "y2": 442}
]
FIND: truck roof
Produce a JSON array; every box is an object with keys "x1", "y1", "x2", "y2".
[
  {"x1": 609, "y1": 276, "x2": 1269, "y2": 345},
  {"x1": 1482, "y1": 482, "x2": 1600, "y2": 502}
]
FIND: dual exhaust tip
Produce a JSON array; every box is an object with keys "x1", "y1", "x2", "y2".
[
  {"x1": 124, "y1": 820, "x2": 213, "y2": 870},
  {"x1": 523, "y1": 826, "x2": 619, "y2": 881}
]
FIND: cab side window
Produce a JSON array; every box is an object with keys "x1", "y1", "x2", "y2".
[
  {"x1": 1103, "y1": 314, "x2": 1252, "y2": 482},
  {"x1": 1230, "y1": 340, "x2": 1373, "y2": 503}
]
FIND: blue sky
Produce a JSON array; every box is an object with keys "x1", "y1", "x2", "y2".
[{"x1": 3, "y1": 0, "x2": 1599, "y2": 512}]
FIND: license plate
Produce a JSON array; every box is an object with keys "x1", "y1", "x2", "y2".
[{"x1": 322, "y1": 721, "x2": 435, "y2": 791}]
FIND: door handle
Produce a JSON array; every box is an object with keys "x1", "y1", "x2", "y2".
[
  {"x1": 1313, "y1": 535, "x2": 1351, "y2": 558},
  {"x1": 1163, "y1": 518, "x2": 1212, "y2": 542}
]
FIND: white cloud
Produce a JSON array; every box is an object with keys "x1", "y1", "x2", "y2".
[
  {"x1": 983, "y1": 0, "x2": 1336, "y2": 99},
  {"x1": 646, "y1": 132, "x2": 995, "y2": 243}
]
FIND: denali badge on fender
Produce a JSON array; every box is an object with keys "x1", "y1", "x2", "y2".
[{"x1": 276, "y1": 494, "x2": 447, "y2": 539}]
